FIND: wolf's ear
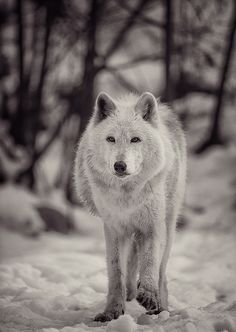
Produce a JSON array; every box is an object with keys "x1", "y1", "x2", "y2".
[
  {"x1": 135, "y1": 92, "x2": 158, "y2": 124},
  {"x1": 95, "y1": 92, "x2": 116, "y2": 121}
]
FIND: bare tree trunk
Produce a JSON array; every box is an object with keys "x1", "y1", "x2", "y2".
[
  {"x1": 16, "y1": 0, "x2": 24, "y2": 124},
  {"x1": 17, "y1": 110, "x2": 69, "y2": 185},
  {"x1": 164, "y1": 0, "x2": 173, "y2": 102},
  {"x1": 31, "y1": 7, "x2": 52, "y2": 149},
  {"x1": 26, "y1": 7, "x2": 52, "y2": 188},
  {"x1": 195, "y1": 2, "x2": 236, "y2": 154},
  {"x1": 24, "y1": 7, "x2": 40, "y2": 97},
  {"x1": 10, "y1": 0, "x2": 28, "y2": 145},
  {"x1": 65, "y1": 0, "x2": 103, "y2": 202}
]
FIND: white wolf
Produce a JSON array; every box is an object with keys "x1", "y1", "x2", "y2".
[{"x1": 74, "y1": 91, "x2": 186, "y2": 322}]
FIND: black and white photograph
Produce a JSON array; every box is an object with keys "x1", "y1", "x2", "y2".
[{"x1": 0, "y1": 0, "x2": 236, "y2": 331}]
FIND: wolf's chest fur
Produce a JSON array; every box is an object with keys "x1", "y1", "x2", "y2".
[
  {"x1": 92, "y1": 180, "x2": 147, "y2": 216},
  {"x1": 90, "y1": 174, "x2": 165, "y2": 233}
]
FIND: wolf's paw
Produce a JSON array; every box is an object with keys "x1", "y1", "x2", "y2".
[
  {"x1": 136, "y1": 284, "x2": 160, "y2": 311},
  {"x1": 146, "y1": 308, "x2": 169, "y2": 317},
  {"x1": 94, "y1": 303, "x2": 125, "y2": 322},
  {"x1": 146, "y1": 308, "x2": 163, "y2": 315}
]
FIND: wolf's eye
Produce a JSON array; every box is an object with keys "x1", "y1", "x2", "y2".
[
  {"x1": 131, "y1": 137, "x2": 141, "y2": 143},
  {"x1": 106, "y1": 136, "x2": 115, "y2": 143}
]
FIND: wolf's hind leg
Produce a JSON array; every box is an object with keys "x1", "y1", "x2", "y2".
[{"x1": 126, "y1": 237, "x2": 139, "y2": 301}]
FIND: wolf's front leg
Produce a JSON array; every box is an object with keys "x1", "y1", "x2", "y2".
[
  {"x1": 135, "y1": 230, "x2": 163, "y2": 313},
  {"x1": 126, "y1": 237, "x2": 139, "y2": 301},
  {"x1": 94, "y1": 224, "x2": 126, "y2": 322}
]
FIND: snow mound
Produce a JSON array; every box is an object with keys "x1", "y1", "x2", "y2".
[
  {"x1": 137, "y1": 313, "x2": 154, "y2": 325},
  {"x1": 0, "y1": 184, "x2": 45, "y2": 236}
]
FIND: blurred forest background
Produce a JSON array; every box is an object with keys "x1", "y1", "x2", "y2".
[{"x1": 0, "y1": 0, "x2": 236, "y2": 232}]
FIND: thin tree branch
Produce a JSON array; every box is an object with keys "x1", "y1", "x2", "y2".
[
  {"x1": 106, "y1": 67, "x2": 139, "y2": 93},
  {"x1": 103, "y1": 0, "x2": 152, "y2": 62},
  {"x1": 35, "y1": 111, "x2": 69, "y2": 163},
  {"x1": 17, "y1": 110, "x2": 69, "y2": 180},
  {"x1": 195, "y1": 1, "x2": 236, "y2": 153},
  {"x1": 103, "y1": 53, "x2": 163, "y2": 71},
  {"x1": 116, "y1": 0, "x2": 165, "y2": 29}
]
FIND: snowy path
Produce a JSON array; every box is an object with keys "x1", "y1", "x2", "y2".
[{"x1": 0, "y1": 222, "x2": 236, "y2": 332}]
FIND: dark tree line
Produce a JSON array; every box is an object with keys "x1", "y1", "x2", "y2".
[{"x1": 0, "y1": 0, "x2": 235, "y2": 198}]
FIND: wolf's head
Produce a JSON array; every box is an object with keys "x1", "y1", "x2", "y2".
[{"x1": 87, "y1": 92, "x2": 167, "y2": 183}]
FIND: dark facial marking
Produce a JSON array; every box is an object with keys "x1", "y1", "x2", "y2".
[{"x1": 143, "y1": 101, "x2": 154, "y2": 121}]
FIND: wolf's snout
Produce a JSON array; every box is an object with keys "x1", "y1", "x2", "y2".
[{"x1": 114, "y1": 161, "x2": 127, "y2": 174}]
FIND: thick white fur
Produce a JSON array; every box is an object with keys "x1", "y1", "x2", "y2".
[{"x1": 74, "y1": 92, "x2": 186, "y2": 321}]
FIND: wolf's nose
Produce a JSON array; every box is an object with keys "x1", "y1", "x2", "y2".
[{"x1": 114, "y1": 161, "x2": 127, "y2": 174}]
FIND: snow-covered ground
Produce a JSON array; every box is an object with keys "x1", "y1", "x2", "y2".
[{"x1": 0, "y1": 146, "x2": 236, "y2": 332}]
